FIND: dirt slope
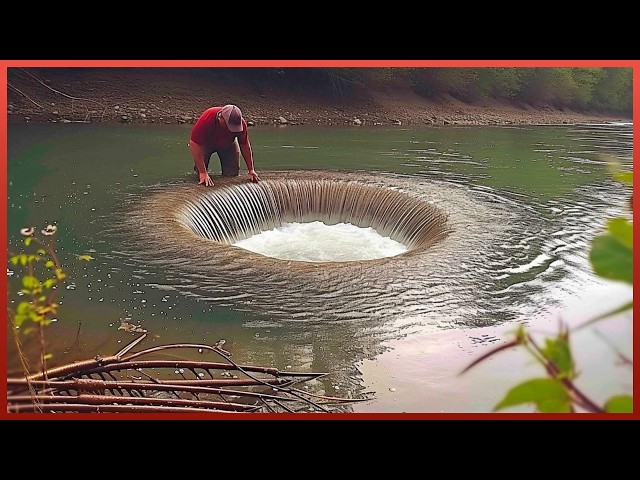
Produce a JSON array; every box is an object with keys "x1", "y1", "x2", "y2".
[{"x1": 6, "y1": 67, "x2": 631, "y2": 127}]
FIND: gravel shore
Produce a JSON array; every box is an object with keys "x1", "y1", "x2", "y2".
[{"x1": 7, "y1": 67, "x2": 632, "y2": 127}]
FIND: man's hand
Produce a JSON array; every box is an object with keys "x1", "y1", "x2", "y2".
[
  {"x1": 199, "y1": 172, "x2": 214, "y2": 187},
  {"x1": 249, "y1": 169, "x2": 260, "y2": 183}
]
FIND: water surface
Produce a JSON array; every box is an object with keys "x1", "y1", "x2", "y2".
[{"x1": 6, "y1": 122, "x2": 633, "y2": 413}]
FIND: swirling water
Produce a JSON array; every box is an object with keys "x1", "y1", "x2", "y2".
[{"x1": 6, "y1": 122, "x2": 633, "y2": 413}]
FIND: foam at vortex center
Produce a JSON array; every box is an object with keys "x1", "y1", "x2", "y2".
[{"x1": 233, "y1": 221, "x2": 408, "y2": 262}]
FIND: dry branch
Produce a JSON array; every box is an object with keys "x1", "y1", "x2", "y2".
[{"x1": 7, "y1": 333, "x2": 371, "y2": 414}]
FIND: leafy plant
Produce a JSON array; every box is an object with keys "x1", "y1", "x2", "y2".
[
  {"x1": 7, "y1": 224, "x2": 92, "y2": 378},
  {"x1": 406, "y1": 67, "x2": 631, "y2": 114},
  {"x1": 461, "y1": 169, "x2": 633, "y2": 413}
]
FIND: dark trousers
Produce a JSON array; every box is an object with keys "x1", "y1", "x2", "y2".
[{"x1": 196, "y1": 141, "x2": 240, "y2": 176}]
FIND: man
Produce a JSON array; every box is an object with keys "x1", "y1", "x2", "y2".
[{"x1": 189, "y1": 104, "x2": 260, "y2": 187}]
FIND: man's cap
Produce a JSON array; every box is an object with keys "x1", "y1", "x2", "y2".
[{"x1": 220, "y1": 104, "x2": 244, "y2": 133}]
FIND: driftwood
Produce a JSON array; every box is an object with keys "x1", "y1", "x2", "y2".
[{"x1": 7, "y1": 334, "x2": 370, "y2": 414}]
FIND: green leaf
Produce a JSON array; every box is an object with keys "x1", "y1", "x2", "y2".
[
  {"x1": 494, "y1": 378, "x2": 571, "y2": 413},
  {"x1": 22, "y1": 275, "x2": 40, "y2": 288},
  {"x1": 77, "y1": 255, "x2": 94, "y2": 261},
  {"x1": 514, "y1": 324, "x2": 527, "y2": 343},
  {"x1": 16, "y1": 301, "x2": 33, "y2": 314},
  {"x1": 19, "y1": 254, "x2": 28, "y2": 266},
  {"x1": 43, "y1": 353, "x2": 53, "y2": 360},
  {"x1": 14, "y1": 314, "x2": 28, "y2": 327},
  {"x1": 10, "y1": 255, "x2": 20, "y2": 265},
  {"x1": 42, "y1": 278, "x2": 56, "y2": 289},
  {"x1": 22, "y1": 276, "x2": 41, "y2": 290},
  {"x1": 590, "y1": 233, "x2": 633, "y2": 284},
  {"x1": 613, "y1": 171, "x2": 633, "y2": 185},
  {"x1": 45, "y1": 260, "x2": 55, "y2": 269},
  {"x1": 37, "y1": 249, "x2": 47, "y2": 255},
  {"x1": 605, "y1": 395, "x2": 633, "y2": 413},
  {"x1": 24, "y1": 237, "x2": 33, "y2": 247},
  {"x1": 607, "y1": 218, "x2": 632, "y2": 249},
  {"x1": 541, "y1": 337, "x2": 574, "y2": 379}
]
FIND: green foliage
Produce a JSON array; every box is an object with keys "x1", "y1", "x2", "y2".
[
  {"x1": 589, "y1": 218, "x2": 633, "y2": 284},
  {"x1": 8, "y1": 224, "x2": 91, "y2": 334},
  {"x1": 518, "y1": 68, "x2": 577, "y2": 106},
  {"x1": 8, "y1": 224, "x2": 94, "y2": 377},
  {"x1": 541, "y1": 335, "x2": 575, "y2": 380},
  {"x1": 592, "y1": 68, "x2": 633, "y2": 113},
  {"x1": 405, "y1": 67, "x2": 632, "y2": 113},
  {"x1": 462, "y1": 170, "x2": 633, "y2": 413},
  {"x1": 9, "y1": 234, "x2": 61, "y2": 331},
  {"x1": 604, "y1": 395, "x2": 633, "y2": 413},
  {"x1": 409, "y1": 68, "x2": 482, "y2": 102},
  {"x1": 614, "y1": 171, "x2": 633, "y2": 185},
  {"x1": 494, "y1": 378, "x2": 571, "y2": 413},
  {"x1": 199, "y1": 66, "x2": 632, "y2": 113},
  {"x1": 476, "y1": 68, "x2": 524, "y2": 99},
  {"x1": 569, "y1": 68, "x2": 605, "y2": 109}
]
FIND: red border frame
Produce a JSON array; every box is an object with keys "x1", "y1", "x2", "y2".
[{"x1": 1, "y1": 59, "x2": 637, "y2": 421}]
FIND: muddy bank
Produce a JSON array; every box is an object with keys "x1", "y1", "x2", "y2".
[{"x1": 7, "y1": 67, "x2": 631, "y2": 127}]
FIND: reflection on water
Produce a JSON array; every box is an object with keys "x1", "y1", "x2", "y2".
[{"x1": 6, "y1": 122, "x2": 633, "y2": 412}]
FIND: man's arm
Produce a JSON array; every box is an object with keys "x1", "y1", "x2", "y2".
[
  {"x1": 240, "y1": 141, "x2": 260, "y2": 182},
  {"x1": 189, "y1": 140, "x2": 214, "y2": 187}
]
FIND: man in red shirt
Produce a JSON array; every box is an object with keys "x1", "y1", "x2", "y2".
[{"x1": 189, "y1": 104, "x2": 260, "y2": 187}]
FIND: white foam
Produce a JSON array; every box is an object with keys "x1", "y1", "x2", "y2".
[{"x1": 233, "y1": 221, "x2": 408, "y2": 262}]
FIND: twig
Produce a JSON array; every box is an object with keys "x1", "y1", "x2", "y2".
[
  {"x1": 573, "y1": 301, "x2": 633, "y2": 331},
  {"x1": 290, "y1": 387, "x2": 371, "y2": 403},
  {"x1": 7, "y1": 313, "x2": 42, "y2": 413},
  {"x1": 9, "y1": 403, "x2": 244, "y2": 414},
  {"x1": 270, "y1": 398, "x2": 295, "y2": 413},
  {"x1": 115, "y1": 333, "x2": 148, "y2": 358},
  {"x1": 526, "y1": 333, "x2": 604, "y2": 413},
  {"x1": 72, "y1": 320, "x2": 82, "y2": 348},
  {"x1": 19, "y1": 68, "x2": 106, "y2": 108},
  {"x1": 459, "y1": 338, "x2": 522, "y2": 375},
  {"x1": 9, "y1": 333, "x2": 361, "y2": 413},
  {"x1": 38, "y1": 322, "x2": 48, "y2": 385},
  {"x1": 215, "y1": 350, "x2": 331, "y2": 412},
  {"x1": 7, "y1": 82, "x2": 44, "y2": 109},
  {"x1": 10, "y1": 68, "x2": 110, "y2": 122}
]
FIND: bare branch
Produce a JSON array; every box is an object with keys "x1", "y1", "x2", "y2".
[
  {"x1": 459, "y1": 338, "x2": 522, "y2": 375},
  {"x1": 8, "y1": 334, "x2": 368, "y2": 414},
  {"x1": 7, "y1": 82, "x2": 44, "y2": 109},
  {"x1": 19, "y1": 68, "x2": 106, "y2": 108}
]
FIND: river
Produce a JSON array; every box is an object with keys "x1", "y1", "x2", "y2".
[{"x1": 6, "y1": 121, "x2": 633, "y2": 414}]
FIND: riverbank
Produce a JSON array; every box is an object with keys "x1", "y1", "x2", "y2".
[{"x1": 7, "y1": 67, "x2": 632, "y2": 127}]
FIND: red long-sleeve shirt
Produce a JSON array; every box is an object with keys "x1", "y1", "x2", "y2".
[{"x1": 190, "y1": 106, "x2": 249, "y2": 150}]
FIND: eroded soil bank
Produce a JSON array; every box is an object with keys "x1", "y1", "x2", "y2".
[{"x1": 7, "y1": 67, "x2": 631, "y2": 127}]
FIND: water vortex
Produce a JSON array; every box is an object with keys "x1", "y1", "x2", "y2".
[
  {"x1": 177, "y1": 178, "x2": 449, "y2": 256},
  {"x1": 114, "y1": 170, "x2": 518, "y2": 327}
]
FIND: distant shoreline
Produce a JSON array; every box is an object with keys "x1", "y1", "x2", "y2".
[{"x1": 7, "y1": 68, "x2": 632, "y2": 127}]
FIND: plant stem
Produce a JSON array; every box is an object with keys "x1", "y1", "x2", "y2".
[
  {"x1": 527, "y1": 334, "x2": 604, "y2": 413},
  {"x1": 38, "y1": 321, "x2": 48, "y2": 387}
]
